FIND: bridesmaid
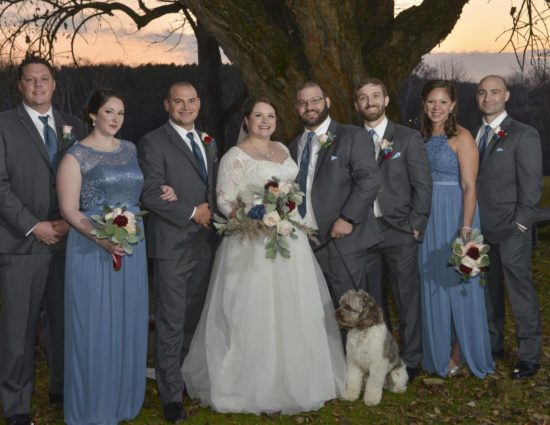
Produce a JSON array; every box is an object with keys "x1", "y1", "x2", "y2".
[
  {"x1": 418, "y1": 80, "x2": 494, "y2": 379},
  {"x1": 57, "y1": 89, "x2": 175, "y2": 424}
]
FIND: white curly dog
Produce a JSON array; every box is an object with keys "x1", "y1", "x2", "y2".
[{"x1": 335, "y1": 289, "x2": 408, "y2": 406}]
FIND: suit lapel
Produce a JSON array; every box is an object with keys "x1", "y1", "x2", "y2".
[
  {"x1": 165, "y1": 123, "x2": 206, "y2": 183},
  {"x1": 480, "y1": 115, "x2": 512, "y2": 168},
  {"x1": 313, "y1": 120, "x2": 338, "y2": 180},
  {"x1": 17, "y1": 104, "x2": 54, "y2": 173},
  {"x1": 197, "y1": 130, "x2": 216, "y2": 191}
]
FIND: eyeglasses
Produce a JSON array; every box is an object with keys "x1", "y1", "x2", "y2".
[{"x1": 296, "y1": 96, "x2": 325, "y2": 108}]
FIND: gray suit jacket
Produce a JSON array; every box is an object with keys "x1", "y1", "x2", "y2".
[
  {"x1": 0, "y1": 104, "x2": 86, "y2": 254},
  {"x1": 477, "y1": 115, "x2": 543, "y2": 244},
  {"x1": 290, "y1": 119, "x2": 382, "y2": 254},
  {"x1": 377, "y1": 120, "x2": 432, "y2": 236},
  {"x1": 138, "y1": 123, "x2": 218, "y2": 260}
]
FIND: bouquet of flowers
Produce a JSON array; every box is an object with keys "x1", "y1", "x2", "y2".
[
  {"x1": 448, "y1": 228, "x2": 490, "y2": 284},
  {"x1": 90, "y1": 205, "x2": 147, "y2": 271},
  {"x1": 214, "y1": 177, "x2": 316, "y2": 259}
]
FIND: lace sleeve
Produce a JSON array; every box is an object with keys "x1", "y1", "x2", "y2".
[{"x1": 216, "y1": 148, "x2": 245, "y2": 218}]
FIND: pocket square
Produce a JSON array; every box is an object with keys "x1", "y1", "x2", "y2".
[
  {"x1": 330, "y1": 155, "x2": 338, "y2": 161},
  {"x1": 391, "y1": 152, "x2": 401, "y2": 160},
  {"x1": 496, "y1": 147, "x2": 504, "y2": 152}
]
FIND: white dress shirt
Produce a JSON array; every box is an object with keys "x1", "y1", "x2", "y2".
[
  {"x1": 23, "y1": 103, "x2": 58, "y2": 143},
  {"x1": 475, "y1": 111, "x2": 507, "y2": 148},
  {"x1": 297, "y1": 116, "x2": 332, "y2": 229}
]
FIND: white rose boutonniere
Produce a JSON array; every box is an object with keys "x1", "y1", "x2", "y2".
[
  {"x1": 62, "y1": 125, "x2": 74, "y2": 142},
  {"x1": 318, "y1": 131, "x2": 335, "y2": 150}
]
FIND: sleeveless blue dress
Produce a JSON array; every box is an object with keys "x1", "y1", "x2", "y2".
[
  {"x1": 64, "y1": 141, "x2": 148, "y2": 424},
  {"x1": 419, "y1": 135, "x2": 494, "y2": 379}
]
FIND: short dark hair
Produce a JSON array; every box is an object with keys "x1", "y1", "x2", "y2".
[
  {"x1": 83, "y1": 88, "x2": 125, "y2": 128},
  {"x1": 354, "y1": 77, "x2": 388, "y2": 99},
  {"x1": 165, "y1": 81, "x2": 198, "y2": 100},
  {"x1": 296, "y1": 81, "x2": 326, "y2": 98},
  {"x1": 420, "y1": 79, "x2": 459, "y2": 138},
  {"x1": 18, "y1": 55, "x2": 56, "y2": 81},
  {"x1": 241, "y1": 95, "x2": 278, "y2": 132}
]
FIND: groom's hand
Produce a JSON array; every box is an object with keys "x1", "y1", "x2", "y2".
[
  {"x1": 330, "y1": 218, "x2": 353, "y2": 239},
  {"x1": 193, "y1": 203, "x2": 212, "y2": 228}
]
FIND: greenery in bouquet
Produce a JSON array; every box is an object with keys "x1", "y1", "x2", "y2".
[
  {"x1": 90, "y1": 205, "x2": 147, "y2": 270},
  {"x1": 214, "y1": 177, "x2": 317, "y2": 259},
  {"x1": 448, "y1": 228, "x2": 490, "y2": 285}
]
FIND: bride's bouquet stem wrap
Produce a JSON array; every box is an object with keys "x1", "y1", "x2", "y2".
[{"x1": 214, "y1": 177, "x2": 317, "y2": 259}]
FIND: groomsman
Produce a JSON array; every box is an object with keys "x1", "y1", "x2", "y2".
[
  {"x1": 475, "y1": 75, "x2": 543, "y2": 379},
  {"x1": 289, "y1": 81, "x2": 381, "y2": 307},
  {"x1": 138, "y1": 81, "x2": 218, "y2": 422},
  {"x1": 0, "y1": 56, "x2": 85, "y2": 425},
  {"x1": 354, "y1": 78, "x2": 432, "y2": 381}
]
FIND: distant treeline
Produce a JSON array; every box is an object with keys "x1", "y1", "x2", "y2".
[{"x1": 1, "y1": 62, "x2": 548, "y2": 174}]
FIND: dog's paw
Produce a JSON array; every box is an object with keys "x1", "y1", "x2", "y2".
[
  {"x1": 390, "y1": 384, "x2": 407, "y2": 394},
  {"x1": 363, "y1": 390, "x2": 382, "y2": 406},
  {"x1": 341, "y1": 388, "x2": 360, "y2": 402}
]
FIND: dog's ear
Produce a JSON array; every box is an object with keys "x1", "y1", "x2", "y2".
[{"x1": 356, "y1": 292, "x2": 385, "y2": 329}]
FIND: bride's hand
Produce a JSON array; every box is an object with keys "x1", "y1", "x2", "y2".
[{"x1": 160, "y1": 185, "x2": 178, "y2": 202}]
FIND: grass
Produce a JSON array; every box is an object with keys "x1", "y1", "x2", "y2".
[{"x1": 10, "y1": 184, "x2": 550, "y2": 424}]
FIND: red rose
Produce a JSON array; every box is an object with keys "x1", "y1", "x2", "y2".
[
  {"x1": 286, "y1": 200, "x2": 296, "y2": 212},
  {"x1": 265, "y1": 180, "x2": 278, "y2": 189},
  {"x1": 466, "y1": 246, "x2": 480, "y2": 260},
  {"x1": 113, "y1": 214, "x2": 129, "y2": 228},
  {"x1": 480, "y1": 266, "x2": 487, "y2": 272},
  {"x1": 459, "y1": 264, "x2": 472, "y2": 274},
  {"x1": 383, "y1": 152, "x2": 392, "y2": 160},
  {"x1": 498, "y1": 130, "x2": 505, "y2": 138},
  {"x1": 203, "y1": 135, "x2": 213, "y2": 144}
]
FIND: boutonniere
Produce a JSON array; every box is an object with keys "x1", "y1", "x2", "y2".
[
  {"x1": 201, "y1": 132, "x2": 215, "y2": 146},
  {"x1": 62, "y1": 125, "x2": 74, "y2": 142},
  {"x1": 494, "y1": 126, "x2": 507, "y2": 140},
  {"x1": 318, "y1": 131, "x2": 335, "y2": 150},
  {"x1": 380, "y1": 139, "x2": 394, "y2": 159}
]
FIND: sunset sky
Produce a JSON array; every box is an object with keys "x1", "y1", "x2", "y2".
[{"x1": 10, "y1": 0, "x2": 550, "y2": 79}]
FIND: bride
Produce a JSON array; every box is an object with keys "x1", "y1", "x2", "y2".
[{"x1": 181, "y1": 96, "x2": 346, "y2": 414}]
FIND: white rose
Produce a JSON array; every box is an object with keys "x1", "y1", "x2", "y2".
[
  {"x1": 461, "y1": 255, "x2": 477, "y2": 269},
  {"x1": 62, "y1": 125, "x2": 73, "y2": 137},
  {"x1": 278, "y1": 182, "x2": 293, "y2": 195},
  {"x1": 277, "y1": 220, "x2": 293, "y2": 236},
  {"x1": 122, "y1": 211, "x2": 137, "y2": 234},
  {"x1": 263, "y1": 211, "x2": 281, "y2": 227}
]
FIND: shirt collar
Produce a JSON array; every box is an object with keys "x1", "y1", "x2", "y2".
[
  {"x1": 482, "y1": 111, "x2": 508, "y2": 129},
  {"x1": 23, "y1": 103, "x2": 54, "y2": 122},
  {"x1": 365, "y1": 116, "x2": 388, "y2": 140},
  {"x1": 169, "y1": 120, "x2": 196, "y2": 140},
  {"x1": 303, "y1": 115, "x2": 331, "y2": 140}
]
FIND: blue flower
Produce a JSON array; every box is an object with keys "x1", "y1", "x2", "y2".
[{"x1": 247, "y1": 204, "x2": 266, "y2": 219}]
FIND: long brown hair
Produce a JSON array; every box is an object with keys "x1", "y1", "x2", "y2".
[{"x1": 420, "y1": 80, "x2": 459, "y2": 138}]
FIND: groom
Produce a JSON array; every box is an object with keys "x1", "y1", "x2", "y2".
[
  {"x1": 475, "y1": 75, "x2": 543, "y2": 379},
  {"x1": 290, "y1": 81, "x2": 381, "y2": 306},
  {"x1": 138, "y1": 81, "x2": 218, "y2": 422},
  {"x1": 354, "y1": 77, "x2": 432, "y2": 380}
]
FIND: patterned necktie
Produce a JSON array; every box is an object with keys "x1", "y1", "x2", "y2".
[
  {"x1": 298, "y1": 131, "x2": 315, "y2": 218},
  {"x1": 368, "y1": 129, "x2": 380, "y2": 159},
  {"x1": 478, "y1": 125, "x2": 491, "y2": 162},
  {"x1": 187, "y1": 132, "x2": 207, "y2": 183},
  {"x1": 38, "y1": 115, "x2": 58, "y2": 163}
]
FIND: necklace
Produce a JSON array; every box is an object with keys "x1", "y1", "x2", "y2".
[{"x1": 252, "y1": 142, "x2": 275, "y2": 159}]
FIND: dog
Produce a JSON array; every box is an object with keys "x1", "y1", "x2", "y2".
[{"x1": 335, "y1": 289, "x2": 408, "y2": 406}]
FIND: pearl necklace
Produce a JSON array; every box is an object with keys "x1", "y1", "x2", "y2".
[{"x1": 252, "y1": 143, "x2": 275, "y2": 159}]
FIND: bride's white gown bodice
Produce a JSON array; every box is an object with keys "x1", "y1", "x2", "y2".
[{"x1": 182, "y1": 145, "x2": 345, "y2": 415}]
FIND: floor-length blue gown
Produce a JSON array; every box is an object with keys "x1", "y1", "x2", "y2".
[
  {"x1": 64, "y1": 141, "x2": 148, "y2": 425},
  {"x1": 419, "y1": 135, "x2": 494, "y2": 379}
]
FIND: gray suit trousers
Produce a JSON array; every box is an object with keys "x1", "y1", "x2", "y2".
[
  {"x1": 0, "y1": 252, "x2": 64, "y2": 416},
  {"x1": 153, "y1": 232, "x2": 216, "y2": 405},
  {"x1": 364, "y1": 221, "x2": 422, "y2": 368},
  {"x1": 484, "y1": 229, "x2": 542, "y2": 364}
]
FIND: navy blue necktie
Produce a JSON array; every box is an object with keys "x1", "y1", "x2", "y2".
[
  {"x1": 298, "y1": 131, "x2": 315, "y2": 218},
  {"x1": 38, "y1": 115, "x2": 58, "y2": 163},
  {"x1": 478, "y1": 125, "x2": 491, "y2": 162},
  {"x1": 187, "y1": 132, "x2": 207, "y2": 183}
]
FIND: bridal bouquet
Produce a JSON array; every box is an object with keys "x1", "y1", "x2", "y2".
[
  {"x1": 214, "y1": 177, "x2": 316, "y2": 259},
  {"x1": 90, "y1": 205, "x2": 147, "y2": 271},
  {"x1": 448, "y1": 228, "x2": 490, "y2": 285}
]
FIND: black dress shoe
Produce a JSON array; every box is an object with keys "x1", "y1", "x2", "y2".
[
  {"x1": 510, "y1": 361, "x2": 540, "y2": 379},
  {"x1": 406, "y1": 367, "x2": 418, "y2": 382},
  {"x1": 5, "y1": 413, "x2": 32, "y2": 425},
  {"x1": 163, "y1": 402, "x2": 186, "y2": 423},
  {"x1": 49, "y1": 392, "x2": 63, "y2": 406},
  {"x1": 491, "y1": 349, "x2": 505, "y2": 360}
]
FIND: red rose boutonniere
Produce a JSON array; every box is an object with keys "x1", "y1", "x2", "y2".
[
  {"x1": 494, "y1": 126, "x2": 507, "y2": 140},
  {"x1": 380, "y1": 139, "x2": 394, "y2": 159},
  {"x1": 201, "y1": 132, "x2": 215, "y2": 146}
]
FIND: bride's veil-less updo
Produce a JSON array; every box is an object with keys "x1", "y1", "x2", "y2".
[
  {"x1": 83, "y1": 88, "x2": 126, "y2": 131},
  {"x1": 420, "y1": 80, "x2": 459, "y2": 138},
  {"x1": 236, "y1": 95, "x2": 279, "y2": 144}
]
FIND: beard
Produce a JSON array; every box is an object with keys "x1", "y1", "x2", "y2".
[
  {"x1": 359, "y1": 104, "x2": 385, "y2": 123},
  {"x1": 299, "y1": 103, "x2": 330, "y2": 128}
]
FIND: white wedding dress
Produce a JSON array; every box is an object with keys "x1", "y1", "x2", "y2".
[{"x1": 181, "y1": 144, "x2": 346, "y2": 415}]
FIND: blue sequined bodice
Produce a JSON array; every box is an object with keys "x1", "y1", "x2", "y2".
[
  {"x1": 425, "y1": 135, "x2": 459, "y2": 182},
  {"x1": 67, "y1": 140, "x2": 143, "y2": 211}
]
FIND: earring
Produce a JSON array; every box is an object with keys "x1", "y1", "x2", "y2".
[{"x1": 92, "y1": 119, "x2": 96, "y2": 127}]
